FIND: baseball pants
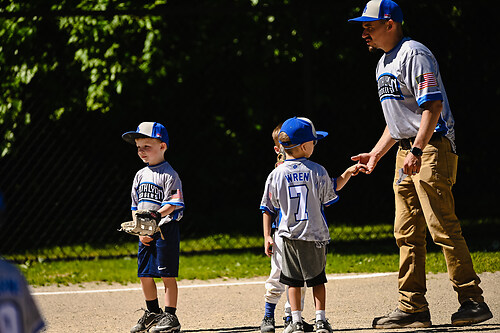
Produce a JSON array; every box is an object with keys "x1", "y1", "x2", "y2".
[{"x1": 393, "y1": 135, "x2": 483, "y2": 313}]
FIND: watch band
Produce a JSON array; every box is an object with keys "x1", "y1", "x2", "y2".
[{"x1": 410, "y1": 146, "x2": 423, "y2": 157}]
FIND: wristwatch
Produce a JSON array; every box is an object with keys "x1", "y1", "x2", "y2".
[{"x1": 410, "y1": 146, "x2": 423, "y2": 157}]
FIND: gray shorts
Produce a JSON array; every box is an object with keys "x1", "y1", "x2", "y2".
[{"x1": 279, "y1": 237, "x2": 328, "y2": 287}]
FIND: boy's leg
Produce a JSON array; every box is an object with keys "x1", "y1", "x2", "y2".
[
  {"x1": 162, "y1": 277, "x2": 178, "y2": 309},
  {"x1": 288, "y1": 286, "x2": 302, "y2": 313},
  {"x1": 262, "y1": 233, "x2": 284, "y2": 332},
  {"x1": 149, "y1": 278, "x2": 181, "y2": 333},
  {"x1": 131, "y1": 277, "x2": 164, "y2": 333},
  {"x1": 312, "y1": 283, "x2": 332, "y2": 333},
  {"x1": 149, "y1": 222, "x2": 182, "y2": 333},
  {"x1": 141, "y1": 277, "x2": 158, "y2": 302},
  {"x1": 280, "y1": 238, "x2": 306, "y2": 332},
  {"x1": 313, "y1": 284, "x2": 326, "y2": 311},
  {"x1": 141, "y1": 277, "x2": 161, "y2": 314},
  {"x1": 264, "y1": 233, "x2": 286, "y2": 313}
]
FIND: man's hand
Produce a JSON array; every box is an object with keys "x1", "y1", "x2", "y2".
[
  {"x1": 403, "y1": 151, "x2": 421, "y2": 175},
  {"x1": 351, "y1": 153, "x2": 378, "y2": 174}
]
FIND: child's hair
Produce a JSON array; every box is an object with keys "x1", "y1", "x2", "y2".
[
  {"x1": 272, "y1": 122, "x2": 283, "y2": 147},
  {"x1": 278, "y1": 131, "x2": 302, "y2": 155},
  {"x1": 273, "y1": 122, "x2": 285, "y2": 167}
]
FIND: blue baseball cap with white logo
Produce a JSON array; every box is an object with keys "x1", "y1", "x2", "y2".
[
  {"x1": 122, "y1": 122, "x2": 169, "y2": 147},
  {"x1": 349, "y1": 0, "x2": 403, "y2": 23},
  {"x1": 279, "y1": 117, "x2": 328, "y2": 146}
]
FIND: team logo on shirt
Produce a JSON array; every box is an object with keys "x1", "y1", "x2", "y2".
[
  {"x1": 377, "y1": 73, "x2": 403, "y2": 102},
  {"x1": 137, "y1": 182, "x2": 163, "y2": 204}
]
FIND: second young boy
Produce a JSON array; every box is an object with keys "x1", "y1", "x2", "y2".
[{"x1": 260, "y1": 117, "x2": 366, "y2": 333}]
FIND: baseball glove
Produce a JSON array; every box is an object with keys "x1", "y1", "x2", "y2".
[{"x1": 118, "y1": 210, "x2": 162, "y2": 237}]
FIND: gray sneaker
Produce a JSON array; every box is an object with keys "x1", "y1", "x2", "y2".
[
  {"x1": 451, "y1": 301, "x2": 493, "y2": 326},
  {"x1": 315, "y1": 319, "x2": 333, "y2": 333},
  {"x1": 372, "y1": 308, "x2": 431, "y2": 329},
  {"x1": 130, "y1": 308, "x2": 164, "y2": 333},
  {"x1": 283, "y1": 321, "x2": 304, "y2": 333},
  {"x1": 260, "y1": 316, "x2": 275, "y2": 333},
  {"x1": 149, "y1": 312, "x2": 181, "y2": 333}
]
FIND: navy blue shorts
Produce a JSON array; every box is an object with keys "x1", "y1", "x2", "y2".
[{"x1": 137, "y1": 221, "x2": 180, "y2": 278}]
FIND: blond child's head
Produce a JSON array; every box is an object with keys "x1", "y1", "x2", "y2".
[{"x1": 272, "y1": 122, "x2": 285, "y2": 167}]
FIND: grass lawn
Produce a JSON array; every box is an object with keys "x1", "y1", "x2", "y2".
[
  {"x1": 20, "y1": 250, "x2": 500, "y2": 286},
  {"x1": 11, "y1": 219, "x2": 500, "y2": 286}
]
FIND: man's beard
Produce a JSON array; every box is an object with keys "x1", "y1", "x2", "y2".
[{"x1": 367, "y1": 45, "x2": 377, "y2": 53}]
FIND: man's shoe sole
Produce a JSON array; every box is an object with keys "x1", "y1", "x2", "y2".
[
  {"x1": 452, "y1": 312, "x2": 493, "y2": 326},
  {"x1": 373, "y1": 321, "x2": 431, "y2": 329}
]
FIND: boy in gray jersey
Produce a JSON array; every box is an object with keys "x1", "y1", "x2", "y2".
[
  {"x1": 122, "y1": 122, "x2": 184, "y2": 333},
  {"x1": 260, "y1": 117, "x2": 366, "y2": 333},
  {"x1": 260, "y1": 122, "x2": 313, "y2": 333},
  {"x1": 349, "y1": 0, "x2": 492, "y2": 328}
]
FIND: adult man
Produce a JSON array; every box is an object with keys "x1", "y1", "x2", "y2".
[{"x1": 348, "y1": 0, "x2": 493, "y2": 329}]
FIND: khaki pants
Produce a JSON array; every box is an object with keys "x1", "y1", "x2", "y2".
[{"x1": 393, "y1": 136, "x2": 483, "y2": 313}]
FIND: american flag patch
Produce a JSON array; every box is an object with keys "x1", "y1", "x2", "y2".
[
  {"x1": 416, "y1": 72, "x2": 438, "y2": 90},
  {"x1": 170, "y1": 189, "x2": 182, "y2": 200}
]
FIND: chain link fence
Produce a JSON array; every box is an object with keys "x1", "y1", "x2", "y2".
[{"x1": 0, "y1": 107, "x2": 398, "y2": 262}]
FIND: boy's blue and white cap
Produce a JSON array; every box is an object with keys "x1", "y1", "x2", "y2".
[
  {"x1": 122, "y1": 122, "x2": 169, "y2": 147},
  {"x1": 348, "y1": 0, "x2": 403, "y2": 23},
  {"x1": 279, "y1": 117, "x2": 328, "y2": 145}
]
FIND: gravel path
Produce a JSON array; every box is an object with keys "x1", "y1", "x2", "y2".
[{"x1": 33, "y1": 271, "x2": 500, "y2": 332}]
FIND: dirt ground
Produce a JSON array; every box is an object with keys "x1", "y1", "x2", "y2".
[{"x1": 33, "y1": 271, "x2": 500, "y2": 333}]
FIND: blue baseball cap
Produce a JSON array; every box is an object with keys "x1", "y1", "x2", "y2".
[
  {"x1": 122, "y1": 122, "x2": 169, "y2": 147},
  {"x1": 349, "y1": 0, "x2": 403, "y2": 23},
  {"x1": 279, "y1": 117, "x2": 328, "y2": 146}
]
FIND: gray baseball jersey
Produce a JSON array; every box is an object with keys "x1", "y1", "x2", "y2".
[
  {"x1": 376, "y1": 37, "x2": 455, "y2": 145},
  {"x1": 260, "y1": 158, "x2": 338, "y2": 242},
  {"x1": 0, "y1": 260, "x2": 45, "y2": 333},
  {"x1": 131, "y1": 161, "x2": 184, "y2": 223}
]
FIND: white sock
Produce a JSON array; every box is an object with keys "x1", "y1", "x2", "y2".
[
  {"x1": 316, "y1": 310, "x2": 326, "y2": 322},
  {"x1": 292, "y1": 310, "x2": 302, "y2": 323}
]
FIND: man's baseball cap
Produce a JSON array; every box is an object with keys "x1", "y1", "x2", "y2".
[
  {"x1": 348, "y1": 0, "x2": 403, "y2": 23},
  {"x1": 279, "y1": 117, "x2": 328, "y2": 146},
  {"x1": 122, "y1": 122, "x2": 169, "y2": 146}
]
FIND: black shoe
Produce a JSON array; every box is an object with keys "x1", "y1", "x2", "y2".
[
  {"x1": 302, "y1": 318, "x2": 314, "y2": 332},
  {"x1": 283, "y1": 321, "x2": 304, "y2": 333},
  {"x1": 315, "y1": 319, "x2": 333, "y2": 333},
  {"x1": 260, "y1": 316, "x2": 275, "y2": 333},
  {"x1": 284, "y1": 317, "x2": 313, "y2": 332},
  {"x1": 149, "y1": 312, "x2": 181, "y2": 333},
  {"x1": 130, "y1": 308, "x2": 164, "y2": 333},
  {"x1": 372, "y1": 308, "x2": 431, "y2": 329},
  {"x1": 451, "y1": 301, "x2": 493, "y2": 326}
]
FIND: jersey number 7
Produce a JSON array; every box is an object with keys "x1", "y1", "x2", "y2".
[{"x1": 288, "y1": 184, "x2": 309, "y2": 222}]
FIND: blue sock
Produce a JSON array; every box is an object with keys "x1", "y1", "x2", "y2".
[{"x1": 264, "y1": 302, "x2": 277, "y2": 318}]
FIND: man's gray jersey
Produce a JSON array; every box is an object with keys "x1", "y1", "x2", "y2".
[
  {"x1": 376, "y1": 37, "x2": 455, "y2": 145},
  {"x1": 0, "y1": 260, "x2": 45, "y2": 333},
  {"x1": 260, "y1": 158, "x2": 338, "y2": 242},
  {"x1": 131, "y1": 161, "x2": 184, "y2": 223}
]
